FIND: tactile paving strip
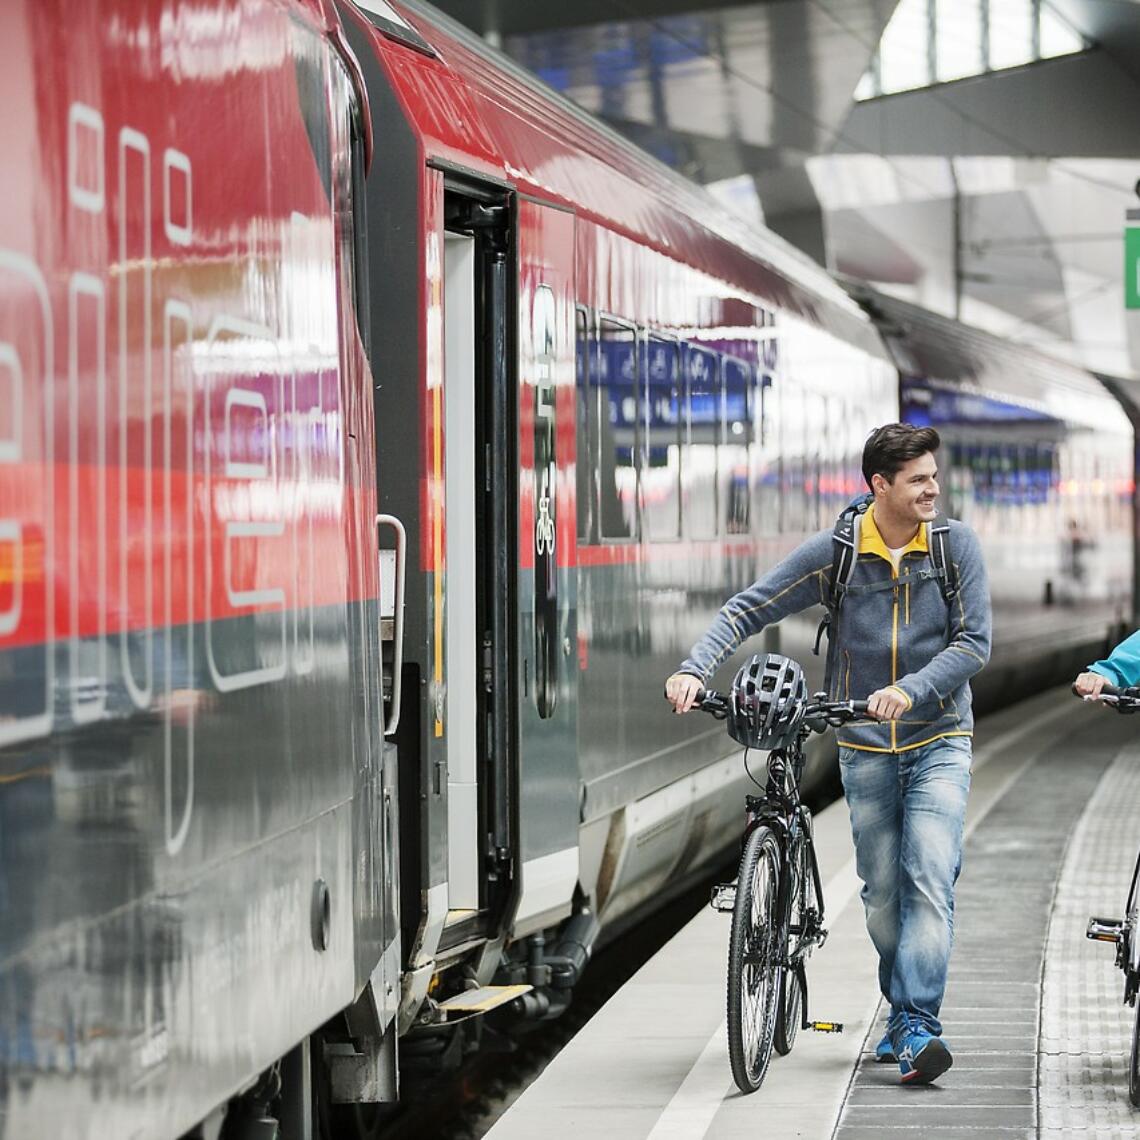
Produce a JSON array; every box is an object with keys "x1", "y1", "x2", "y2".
[
  {"x1": 1039, "y1": 727, "x2": 1140, "y2": 1137},
  {"x1": 833, "y1": 710, "x2": 1134, "y2": 1139}
]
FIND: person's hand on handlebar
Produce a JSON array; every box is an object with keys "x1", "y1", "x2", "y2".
[
  {"x1": 866, "y1": 686, "x2": 909, "y2": 721},
  {"x1": 664, "y1": 672, "x2": 704, "y2": 714},
  {"x1": 1074, "y1": 671, "x2": 1111, "y2": 701}
]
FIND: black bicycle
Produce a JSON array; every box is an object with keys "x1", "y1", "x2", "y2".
[
  {"x1": 695, "y1": 672, "x2": 869, "y2": 1094},
  {"x1": 1082, "y1": 682, "x2": 1140, "y2": 1106}
]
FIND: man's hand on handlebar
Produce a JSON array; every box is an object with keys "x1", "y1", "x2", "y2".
[
  {"x1": 866, "y1": 686, "x2": 908, "y2": 721},
  {"x1": 665, "y1": 672, "x2": 704, "y2": 714},
  {"x1": 1074, "y1": 671, "x2": 1111, "y2": 701}
]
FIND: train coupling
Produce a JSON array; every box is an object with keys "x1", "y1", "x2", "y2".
[
  {"x1": 807, "y1": 1020, "x2": 844, "y2": 1033},
  {"x1": 710, "y1": 882, "x2": 736, "y2": 913}
]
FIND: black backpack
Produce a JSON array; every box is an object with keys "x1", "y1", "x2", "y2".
[{"x1": 813, "y1": 493, "x2": 959, "y2": 660}]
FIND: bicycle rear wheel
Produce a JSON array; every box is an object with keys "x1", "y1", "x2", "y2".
[
  {"x1": 774, "y1": 829, "x2": 813, "y2": 1056},
  {"x1": 727, "y1": 824, "x2": 782, "y2": 1094}
]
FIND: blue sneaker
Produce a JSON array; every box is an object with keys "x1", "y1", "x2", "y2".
[
  {"x1": 894, "y1": 1020, "x2": 952, "y2": 1085},
  {"x1": 874, "y1": 1032, "x2": 895, "y2": 1062}
]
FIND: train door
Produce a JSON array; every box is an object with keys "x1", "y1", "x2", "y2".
[
  {"x1": 443, "y1": 229, "x2": 479, "y2": 910},
  {"x1": 437, "y1": 180, "x2": 516, "y2": 946},
  {"x1": 513, "y1": 199, "x2": 579, "y2": 935}
]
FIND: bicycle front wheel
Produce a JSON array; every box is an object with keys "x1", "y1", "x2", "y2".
[{"x1": 727, "y1": 824, "x2": 782, "y2": 1094}]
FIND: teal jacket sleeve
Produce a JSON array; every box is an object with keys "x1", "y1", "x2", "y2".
[
  {"x1": 677, "y1": 531, "x2": 833, "y2": 682},
  {"x1": 1088, "y1": 629, "x2": 1140, "y2": 688}
]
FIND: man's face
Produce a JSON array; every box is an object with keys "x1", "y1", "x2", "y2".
[{"x1": 873, "y1": 451, "x2": 939, "y2": 525}]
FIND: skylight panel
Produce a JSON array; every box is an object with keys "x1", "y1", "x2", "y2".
[{"x1": 855, "y1": 0, "x2": 1087, "y2": 101}]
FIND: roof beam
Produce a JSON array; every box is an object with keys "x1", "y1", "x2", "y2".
[{"x1": 838, "y1": 49, "x2": 1140, "y2": 158}]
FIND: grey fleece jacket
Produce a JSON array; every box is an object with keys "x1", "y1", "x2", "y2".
[{"x1": 679, "y1": 513, "x2": 992, "y2": 752}]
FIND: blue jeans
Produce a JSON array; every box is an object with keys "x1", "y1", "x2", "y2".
[{"x1": 838, "y1": 735, "x2": 972, "y2": 1038}]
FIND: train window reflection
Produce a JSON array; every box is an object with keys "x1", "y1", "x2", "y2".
[
  {"x1": 575, "y1": 307, "x2": 596, "y2": 543},
  {"x1": 781, "y1": 387, "x2": 806, "y2": 534},
  {"x1": 643, "y1": 336, "x2": 681, "y2": 541},
  {"x1": 720, "y1": 356, "x2": 752, "y2": 535},
  {"x1": 684, "y1": 345, "x2": 719, "y2": 539},
  {"x1": 597, "y1": 317, "x2": 639, "y2": 540},
  {"x1": 752, "y1": 374, "x2": 779, "y2": 536}
]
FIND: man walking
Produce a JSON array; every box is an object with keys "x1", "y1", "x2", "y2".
[{"x1": 665, "y1": 423, "x2": 991, "y2": 1085}]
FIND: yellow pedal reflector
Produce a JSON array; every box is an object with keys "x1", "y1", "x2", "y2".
[{"x1": 808, "y1": 1021, "x2": 844, "y2": 1033}]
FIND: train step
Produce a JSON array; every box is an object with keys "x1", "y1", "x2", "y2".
[{"x1": 437, "y1": 984, "x2": 533, "y2": 1023}]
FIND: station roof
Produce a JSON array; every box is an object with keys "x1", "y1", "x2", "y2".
[{"x1": 427, "y1": 0, "x2": 1140, "y2": 380}]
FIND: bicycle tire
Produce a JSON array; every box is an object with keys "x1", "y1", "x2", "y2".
[
  {"x1": 774, "y1": 830, "x2": 812, "y2": 1056},
  {"x1": 774, "y1": 965, "x2": 804, "y2": 1057},
  {"x1": 1130, "y1": 989, "x2": 1140, "y2": 1107},
  {"x1": 727, "y1": 824, "x2": 782, "y2": 1094}
]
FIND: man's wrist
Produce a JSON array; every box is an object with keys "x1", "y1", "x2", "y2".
[{"x1": 885, "y1": 684, "x2": 913, "y2": 710}]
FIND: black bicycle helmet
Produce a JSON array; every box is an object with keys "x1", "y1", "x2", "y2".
[{"x1": 727, "y1": 653, "x2": 807, "y2": 751}]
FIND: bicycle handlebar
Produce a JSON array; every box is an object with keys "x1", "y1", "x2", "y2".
[
  {"x1": 1072, "y1": 680, "x2": 1140, "y2": 712},
  {"x1": 691, "y1": 689, "x2": 871, "y2": 729}
]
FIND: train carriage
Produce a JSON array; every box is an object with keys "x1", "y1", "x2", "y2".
[{"x1": 0, "y1": 1, "x2": 398, "y2": 1135}]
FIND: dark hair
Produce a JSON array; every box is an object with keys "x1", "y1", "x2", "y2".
[{"x1": 862, "y1": 423, "x2": 940, "y2": 488}]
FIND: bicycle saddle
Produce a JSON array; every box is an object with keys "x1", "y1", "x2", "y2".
[{"x1": 727, "y1": 653, "x2": 807, "y2": 751}]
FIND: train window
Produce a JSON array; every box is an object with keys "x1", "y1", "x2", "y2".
[
  {"x1": 721, "y1": 356, "x2": 752, "y2": 535},
  {"x1": 781, "y1": 387, "x2": 806, "y2": 534},
  {"x1": 806, "y1": 390, "x2": 826, "y2": 531},
  {"x1": 684, "y1": 345, "x2": 719, "y2": 540},
  {"x1": 575, "y1": 308, "x2": 597, "y2": 543},
  {"x1": 824, "y1": 398, "x2": 845, "y2": 522},
  {"x1": 597, "y1": 317, "x2": 639, "y2": 541},
  {"x1": 752, "y1": 374, "x2": 779, "y2": 536},
  {"x1": 643, "y1": 336, "x2": 682, "y2": 541},
  {"x1": 331, "y1": 63, "x2": 370, "y2": 358}
]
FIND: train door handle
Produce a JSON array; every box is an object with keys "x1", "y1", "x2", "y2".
[{"x1": 377, "y1": 513, "x2": 407, "y2": 737}]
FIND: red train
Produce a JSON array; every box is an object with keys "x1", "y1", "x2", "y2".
[{"x1": 0, "y1": 1, "x2": 1131, "y2": 1136}]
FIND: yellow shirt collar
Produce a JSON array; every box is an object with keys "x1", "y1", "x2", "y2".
[{"x1": 859, "y1": 503, "x2": 927, "y2": 564}]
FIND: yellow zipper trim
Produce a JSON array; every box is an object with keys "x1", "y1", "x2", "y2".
[
  {"x1": 837, "y1": 730, "x2": 973, "y2": 754},
  {"x1": 890, "y1": 560, "x2": 899, "y2": 751}
]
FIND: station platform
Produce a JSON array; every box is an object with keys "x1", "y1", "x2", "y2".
[{"x1": 485, "y1": 690, "x2": 1140, "y2": 1139}]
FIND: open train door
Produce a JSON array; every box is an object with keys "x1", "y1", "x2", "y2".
[{"x1": 512, "y1": 199, "x2": 580, "y2": 937}]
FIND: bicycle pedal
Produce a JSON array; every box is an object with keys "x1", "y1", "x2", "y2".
[
  {"x1": 710, "y1": 883, "x2": 736, "y2": 913},
  {"x1": 807, "y1": 1020, "x2": 844, "y2": 1034},
  {"x1": 1088, "y1": 916, "x2": 1124, "y2": 943}
]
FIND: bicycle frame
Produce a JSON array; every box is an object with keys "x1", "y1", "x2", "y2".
[
  {"x1": 1090, "y1": 848, "x2": 1140, "y2": 1003},
  {"x1": 733, "y1": 728, "x2": 831, "y2": 1025},
  {"x1": 691, "y1": 680, "x2": 862, "y2": 1093},
  {"x1": 1079, "y1": 682, "x2": 1140, "y2": 1105}
]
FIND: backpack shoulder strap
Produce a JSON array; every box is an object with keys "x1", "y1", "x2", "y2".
[
  {"x1": 924, "y1": 513, "x2": 960, "y2": 606},
  {"x1": 827, "y1": 497, "x2": 870, "y2": 614},
  {"x1": 814, "y1": 495, "x2": 869, "y2": 658}
]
